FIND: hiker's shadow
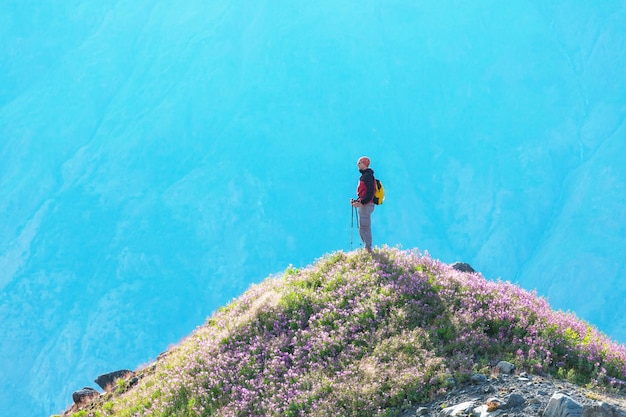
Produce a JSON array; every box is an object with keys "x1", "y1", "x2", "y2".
[{"x1": 368, "y1": 249, "x2": 455, "y2": 353}]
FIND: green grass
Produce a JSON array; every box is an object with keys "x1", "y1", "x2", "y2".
[{"x1": 61, "y1": 247, "x2": 626, "y2": 417}]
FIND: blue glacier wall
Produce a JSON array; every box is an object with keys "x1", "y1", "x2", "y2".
[{"x1": 1, "y1": 1, "x2": 625, "y2": 415}]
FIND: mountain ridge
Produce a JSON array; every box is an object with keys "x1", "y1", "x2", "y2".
[{"x1": 55, "y1": 247, "x2": 626, "y2": 417}]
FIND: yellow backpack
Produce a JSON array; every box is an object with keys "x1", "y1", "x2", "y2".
[{"x1": 373, "y1": 178, "x2": 385, "y2": 205}]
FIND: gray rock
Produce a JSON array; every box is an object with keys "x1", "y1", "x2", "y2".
[
  {"x1": 451, "y1": 262, "x2": 476, "y2": 273},
  {"x1": 583, "y1": 402, "x2": 624, "y2": 417},
  {"x1": 72, "y1": 387, "x2": 100, "y2": 406},
  {"x1": 497, "y1": 361, "x2": 516, "y2": 375},
  {"x1": 472, "y1": 374, "x2": 488, "y2": 385},
  {"x1": 504, "y1": 393, "x2": 526, "y2": 409},
  {"x1": 441, "y1": 400, "x2": 477, "y2": 417},
  {"x1": 544, "y1": 392, "x2": 582, "y2": 417},
  {"x1": 472, "y1": 404, "x2": 503, "y2": 417},
  {"x1": 483, "y1": 385, "x2": 496, "y2": 394},
  {"x1": 486, "y1": 397, "x2": 503, "y2": 405},
  {"x1": 95, "y1": 369, "x2": 135, "y2": 391}
]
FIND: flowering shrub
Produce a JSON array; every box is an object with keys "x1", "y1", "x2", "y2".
[{"x1": 93, "y1": 247, "x2": 626, "y2": 417}]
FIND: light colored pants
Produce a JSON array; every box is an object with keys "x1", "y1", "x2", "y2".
[{"x1": 358, "y1": 203, "x2": 375, "y2": 250}]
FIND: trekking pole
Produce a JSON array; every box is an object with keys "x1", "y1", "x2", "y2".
[
  {"x1": 355, "y1": 205, "x2": 360, "y2": 249},
  {"x1": 350, "y1": 205, "x2": 354, "y2": 250}
]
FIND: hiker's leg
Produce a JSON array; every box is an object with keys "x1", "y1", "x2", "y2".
[{"x1": 358, "y1": 204, "x2": 374, "y2": 250}]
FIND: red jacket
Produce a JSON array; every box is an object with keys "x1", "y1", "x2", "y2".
[{"x1": 356, "y1": 168, "x2": 375, "y2": 204}]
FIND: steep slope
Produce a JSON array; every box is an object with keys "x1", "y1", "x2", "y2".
[{"x1": 58, "y1": 248, "x2": 626, "y2": 417}]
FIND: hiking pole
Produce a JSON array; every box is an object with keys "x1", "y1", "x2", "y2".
[
  {"x1": 355, "y1": 206, "x2": 360, "y2": 249},
  {"x1": 350, "y1": 204, "x2": 354, "y2": 250},
  {"x1": 350, "y1": 203, "x2": 360, "y2": 251}
]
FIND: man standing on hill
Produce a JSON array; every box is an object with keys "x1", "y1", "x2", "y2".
[{"x1": 351, "y1": 156, "x2": 375, "y2": 252}]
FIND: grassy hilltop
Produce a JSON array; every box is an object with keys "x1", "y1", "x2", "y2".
[{"x1": 60, "y1": 247, "x2": 626, "y2": 417}]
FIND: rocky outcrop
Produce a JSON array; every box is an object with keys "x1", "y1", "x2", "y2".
[
  {"x1": 71, "y1": 387, "x2": 99, "y2": 406},
  {"x1": 450, "y1": 262, "x2": 476, "y2": 273},
  {"x1": 545, "y1": 392, "x2": 583, "y2": 417},
  {"x1": 401, "y1": 369, "x2": 626, "y2": 417},
  {"x1": 95, "y1": 369, "x2": 135, "y2": 392},
  {"x1": 61, "y1": 370, "x2": 139, "y2": 416}
]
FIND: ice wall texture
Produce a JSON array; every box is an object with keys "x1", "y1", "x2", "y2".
[{"x1": 1, "y1": 1, "x2": 625, "y2": 415}]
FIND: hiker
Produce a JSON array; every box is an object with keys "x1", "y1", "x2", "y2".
[{"x1": 350, "y1": 156, "x2": 376, "y2": 252}]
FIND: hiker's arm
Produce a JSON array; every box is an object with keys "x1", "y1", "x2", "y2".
[{"x1": 362, "y1": 175, "x2": 375, "y2": 204}]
